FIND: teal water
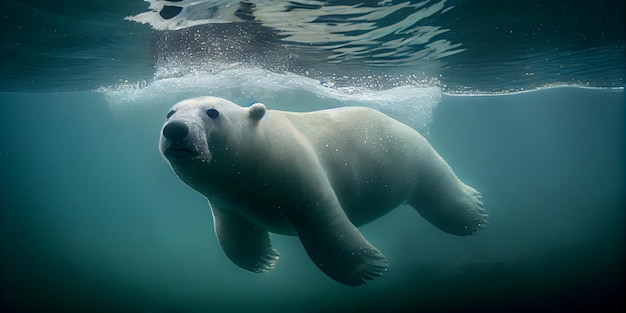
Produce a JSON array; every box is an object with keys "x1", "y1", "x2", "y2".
[
  {"x1": 1, "y1": 87, "x2": 623, "y2": 312},
  {"x1": 1, "y1": 1, "x2": 624, "y2": 312}
]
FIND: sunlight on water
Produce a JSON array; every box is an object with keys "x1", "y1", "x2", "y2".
[
  {"x1": 127, "y1": 0, "x2": 244, "y2": 29},
  {"x1": 97, "y1": 65, "x2": 441, "y2": 133},
  {"x1": 127, "y1": 0, "x2": 464, "y2": 67}
]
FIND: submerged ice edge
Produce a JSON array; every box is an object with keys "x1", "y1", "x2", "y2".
[
  {"x1": 96, "y1": 67, "x2": 442, "y2": 133},
  {"x1": 443, "y1": 84, "x2": 625, "y2": 97}
]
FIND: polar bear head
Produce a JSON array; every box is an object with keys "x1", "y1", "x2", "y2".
[{"x1": 160, "y1": 96, "x2": 266, "y2": 165}]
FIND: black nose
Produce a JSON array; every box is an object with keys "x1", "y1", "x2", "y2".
[{"x1": 162, "y1": 121, "x2": 189, "y2": 142}]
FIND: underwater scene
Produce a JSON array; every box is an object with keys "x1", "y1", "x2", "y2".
[{"x1": 1, "y1": 0, "x2": 624, "y2": 312}]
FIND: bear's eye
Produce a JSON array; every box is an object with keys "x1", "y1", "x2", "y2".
[
  {"x1": 206, "y1": 108, "x2": 219, "y2": 118},
  {"x1": 166, "y1": 110, "x2": 175, "y2": 119}
]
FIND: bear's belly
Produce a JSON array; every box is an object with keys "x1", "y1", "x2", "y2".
[
  {"x1": 340, "y1": 196, "x2": 406, "y2": 227},
  {"x1": 246, "y1": 212, "x2": 297, "y2": 236},
  {"x1": 229, "y1": 178, "x2": 412, "y2": 233},
  {"x1": 330, "y1": 172, "x2": 416, "y2": 227},
  {"x1": 240, "y1": 200, "x2": 401, "y2": 235},
  {"x1": 229, "y1": 201, "x2": 299, "y2": 236}
]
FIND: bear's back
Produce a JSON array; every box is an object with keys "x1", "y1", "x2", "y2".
[{"x1": 278, "y1": 107, "x2": 433, "y2": 226}]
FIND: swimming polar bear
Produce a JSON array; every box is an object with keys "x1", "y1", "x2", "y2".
[{"x1": 159, "y1": 96, "x2": 487, "y2": 286}]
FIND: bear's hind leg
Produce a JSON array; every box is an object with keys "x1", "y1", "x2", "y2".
[{"x1": 409, "y1": 182, "x2": 488, "y2": 236}]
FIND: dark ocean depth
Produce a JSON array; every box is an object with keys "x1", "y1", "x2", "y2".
[{"x1": 0, "y1": 1, "x2": 624, "y2": 312}]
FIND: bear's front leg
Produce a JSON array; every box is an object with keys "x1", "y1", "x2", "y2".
[{"x1": 210, "y1": 200, "x2": 279, "y2": 273}]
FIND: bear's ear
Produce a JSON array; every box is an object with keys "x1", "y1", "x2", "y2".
[{"x1": 248, "y1": 103, "x2": 266, "y2": 122}]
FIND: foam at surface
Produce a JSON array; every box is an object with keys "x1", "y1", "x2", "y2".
[{"x1": 98, "y1": 65, "x2": 441, "y2": 134}]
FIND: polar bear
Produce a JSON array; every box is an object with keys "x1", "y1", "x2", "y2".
[{"x1": 159, "y1": 96, "x2": 487, "y2": 286}]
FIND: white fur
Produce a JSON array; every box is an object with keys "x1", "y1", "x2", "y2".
[{"x1": 160, "y1": 96, "x2": 487, "y2": 286}]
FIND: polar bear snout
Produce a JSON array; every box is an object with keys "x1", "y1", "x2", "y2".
[
  {"x1": 163, "y1": 121, "x2": 189, "y2": 142},
  {"x1": 161, "y1": 120, "x2": 206, "y2": 160}
]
